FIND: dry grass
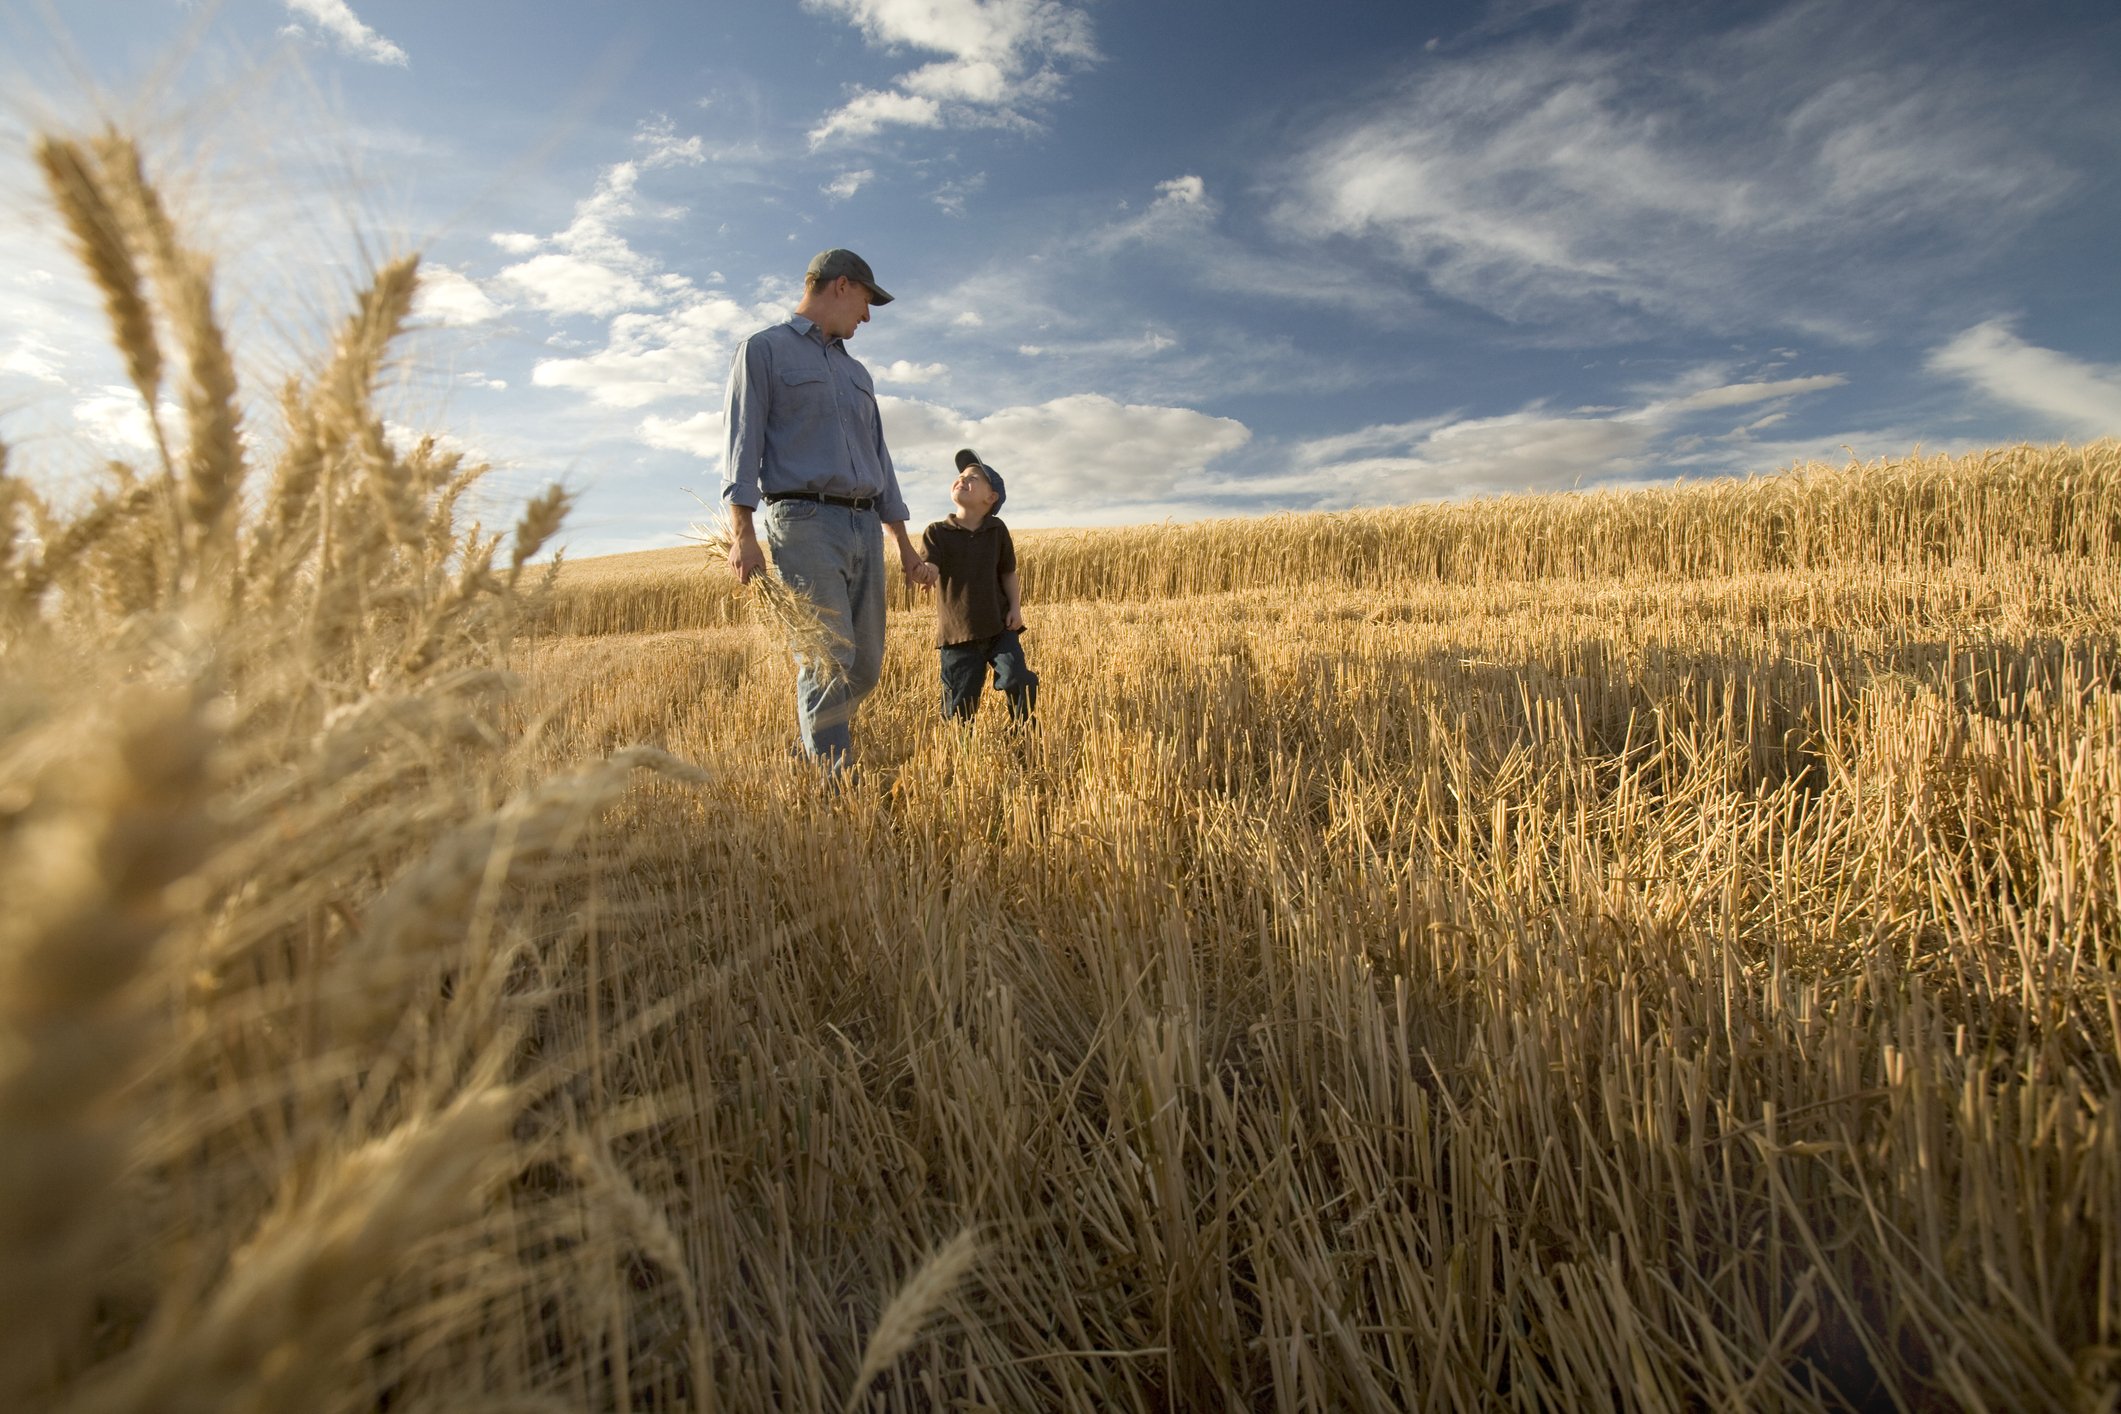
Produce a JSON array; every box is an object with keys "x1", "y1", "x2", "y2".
[{"x1": 2, "y1": 126, "x2": 2118, "y2": 1412}]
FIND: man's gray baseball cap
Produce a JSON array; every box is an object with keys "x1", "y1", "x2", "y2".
[{"x1": 807, "y1": 248, "x2": 893, "y2": 304}]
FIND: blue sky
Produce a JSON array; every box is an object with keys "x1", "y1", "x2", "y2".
[{"x1": 3, "y1": 0, "x2": 2118, "y2": 556}]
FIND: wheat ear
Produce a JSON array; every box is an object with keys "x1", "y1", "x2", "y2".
[
  {"x1": 69, "y1": 1088, "x2": 518, "y2": 1414},
  {"x1": 91, "y1": 134, "x2": 245, "y2": 561},
  {"x1": 34, "y1": 138, "x2": 160, "y2": 411},
  {"x1": 36, "y1": 137, "x2": 184, "y2": 580},
  {"x1": 841, "y1": 1230, "x2": 982, "y2": 1413},
  {"x1": 0, "y1": 686, "x2": 215, "y2": 1408},
  {"x1": 508, "y1": 484, "x2": 571, "y2": 588}
]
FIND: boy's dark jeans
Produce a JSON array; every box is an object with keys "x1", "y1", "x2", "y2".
[{"x1": 939, "y1": 630, "x2": 1038, "y2": 722}]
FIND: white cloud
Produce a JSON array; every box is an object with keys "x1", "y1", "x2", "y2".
[
  {"x1": 636, "y1": 115, "x2": 707, "y2": 169},
  {"x1": 1665, "y1": 374, "x2": 1847, "y2": 413},
  {"x1": 279, "y1": 0, "x2": 408, "y2": 66},
  {"x1": 491, "y1": 232, "x2": 542, "y2": 254},
  {"x1": 930, "y1": 173, "x2": 986, "y2": 217},
  {"x1": 880, "y1": 392, "x2": 1250, "y2": 511},
  {"x1": 413, "y1": 264, "x2": 507, "y2": 326},
  {"x1": 824, "y1": 169, "x2": 876, "y2": 201},
  {"x1": 1928, "y1": 321, "x2": 2121, "y2": 437},
  {"x1": 493, "y1": 149, "x2": 691, "y2": 317},
  {"x1": 532, "y1": 296, "x2": 773, "y2": 409},
  {"x1": 804, "y1": 0, "x2": 1099, "y2": 146},
  {"x1": 1092, "y1": 174, "x2": 1216, "y2": 251},
  {"x1": 383, "y1": 423, "x2": 486, "y2": 464},
  {"x1": 1155, "y1": 175, "x2": 1206, "y2": 209},
  {"x1": 72, "y1": 387, "x2": 162, "y2": 454},
  {"x1": 810, "y1": 90, "x2": 942, "y2": 145},
  {"x1": 952, "y1": 311, "x2": 984, "y2": 328},
  {"x1": 1, "y1": 339, "x2": 66, "y2": 384},
  {"x1": 1273, "y1": 3, "x2": 2077, "y2": 332},
  {"x1": 639, "y1": 410, "x2": 725, "y2": 459},
  {"x1": 499, "y1": 253, "x2": 658, "y2": 318},
  {"x1": 875, "y1": 359, "x2": 948, "y2": 386}
]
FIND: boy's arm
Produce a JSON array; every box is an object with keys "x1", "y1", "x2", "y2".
[{"x1": 1001, "y1": 568, "x2": 1023, "y2": 631}]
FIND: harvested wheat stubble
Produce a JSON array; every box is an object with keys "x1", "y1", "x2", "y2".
[{"x1": 4, "y1": 123, "x2": 2118, "y2": 1411}]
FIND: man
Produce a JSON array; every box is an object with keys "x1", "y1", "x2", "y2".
[{"x1": 723, "y1": 248, "x2": 938, "y2": 770}]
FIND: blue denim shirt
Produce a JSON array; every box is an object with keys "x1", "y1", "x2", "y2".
[{"x1": 721, "y1": 315, "x2": 909, "y2": 524}]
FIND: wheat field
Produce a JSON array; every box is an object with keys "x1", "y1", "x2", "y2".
[{"x1": 3, "y1": 129, "x2": 2118, "y2": 1412}]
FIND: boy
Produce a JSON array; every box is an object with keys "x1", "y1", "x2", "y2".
[{"x1": 919, "y1": 449, "x2": 1038, "y2": 723}]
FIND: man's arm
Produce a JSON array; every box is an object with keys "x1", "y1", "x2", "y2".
[
  {"x1": 723, "y1": 336, "x2": 769, "y2": 584},
  {"x1": 887, "y1": 520, "x2": 938, "y2": 589},
  {"x1": 727, "y1": 502, "x2": 765, "y2": 584}
]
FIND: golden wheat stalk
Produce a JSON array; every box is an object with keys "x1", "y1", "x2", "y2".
[
  {"x1": 35, "y1": 136, "x2": 187, "y2": 586},
  {"x1": 0, "y1": 685, "x2": 215, "y2": 1408},
  {"x1": 841, "y1": 1229, "x2": 982, "y2": 1413},
  {"x1": 72, "y1": 1089, "x2": 519, "y2": 1414},
  {"x1": 689, "y1": 522, "x2": 850, "y2": 689},
  {"x1": 89, "y1": 134, "x2": 245, "y2": 562}
]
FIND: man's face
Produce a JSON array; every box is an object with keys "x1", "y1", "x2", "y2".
[
  {"x1": 817, "y1": 276, "x2": 873, "y2": 340},
  {"x1": 950, "y1": 464, "x2": 998, "y2": 515}
]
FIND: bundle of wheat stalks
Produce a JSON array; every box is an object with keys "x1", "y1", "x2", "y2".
[{"x1": 5, "y1": 125, "x2": 2119, "y2": 1414}]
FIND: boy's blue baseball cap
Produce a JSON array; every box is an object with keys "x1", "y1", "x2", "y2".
[{"x1": 954, "y1": 447, "x2": 1005, "y2": 511}]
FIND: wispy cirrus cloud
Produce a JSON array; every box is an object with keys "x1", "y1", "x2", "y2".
[
  {"x1": 1273, "y1": 0, "x2": 2084, "y2": 336},
  {"x1": 278, "y1": 0, "x2": 408, "y2": 66},
  {"x1": 1274, "y1": 366, "x2": 1856, "y2": 509},
  {"x1": 805, "y1": 0, "x2": 1100, "y2": 147},
  {"x1": 1928, "y1": 321, "x2": 2121, "y2": 437}
]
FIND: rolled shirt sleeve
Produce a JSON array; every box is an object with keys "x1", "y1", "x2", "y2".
[
  {"x1": 721, "y1": 334, "x2": 770, "y2": 509},
  {"x1": 872, "y1": 397, "x2": 908, "y2": 524}
]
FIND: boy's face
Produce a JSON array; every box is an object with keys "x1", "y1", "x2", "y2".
[{"x1": 950, "y1": 464, "x2": 998, "y2": 515}]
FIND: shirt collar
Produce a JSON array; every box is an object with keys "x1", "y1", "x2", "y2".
[{"x1": 788, "y1": 313, "x2": 839, "y2": 349}]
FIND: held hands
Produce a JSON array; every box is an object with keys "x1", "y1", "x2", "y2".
[{"x1": 905, "y1": 554, "x2": 940, "y2": 591}]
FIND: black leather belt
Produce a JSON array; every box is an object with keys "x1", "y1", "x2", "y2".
[{"x1": 764, "y1": 491, "x2": 877, "y2": 511}]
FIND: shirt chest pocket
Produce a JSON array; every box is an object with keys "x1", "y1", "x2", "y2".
[{"x1": 844, "y1": 366, "x2": 878, "y2": 435}]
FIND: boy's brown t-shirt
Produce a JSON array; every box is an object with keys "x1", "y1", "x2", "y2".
[{"x1": 920, "y1": 514, "x2": 1016, "y2": 647}]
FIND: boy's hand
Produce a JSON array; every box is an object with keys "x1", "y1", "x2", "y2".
[{"x1": 1005, "y1": 606, "x2": 1024, "y2": 631}]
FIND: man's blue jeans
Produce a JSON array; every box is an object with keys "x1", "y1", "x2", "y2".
[{"x1": 762, "y1": 500, "x2": 885, "y2": 766}]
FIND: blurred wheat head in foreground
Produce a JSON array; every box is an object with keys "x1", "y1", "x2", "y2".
[{"x1": 0, "y1": 128, "x2": 729, "y2": 1412}]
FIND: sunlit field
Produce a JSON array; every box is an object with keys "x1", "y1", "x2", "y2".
[{"x1": 5, "y1": 129, "x2": 2118, "y2": 1412}]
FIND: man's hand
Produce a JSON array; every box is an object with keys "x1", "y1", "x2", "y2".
[
  {"x1": 726, "y1": 505, "x2": 766, "y2": 584},
  {"x1": 728, "y1": 534, "x2": 766, "y2": 584},
  {"x1": 885, "y1": 520, "x2": 937, "y2": 590}
]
